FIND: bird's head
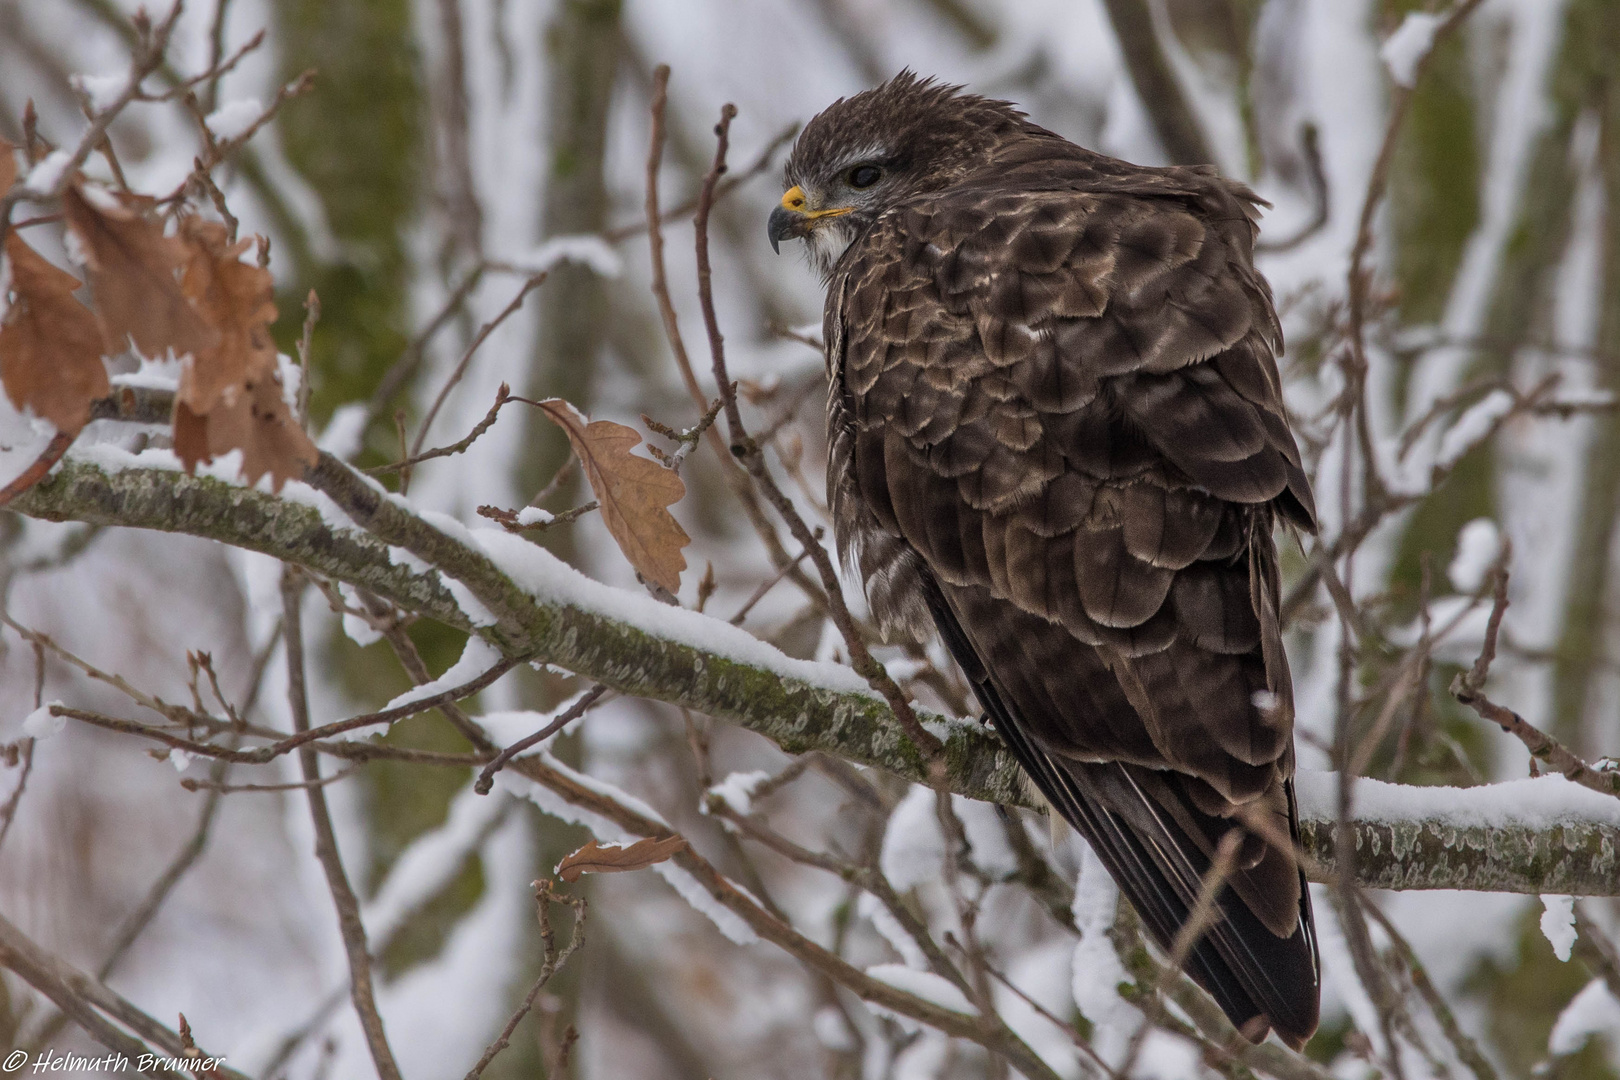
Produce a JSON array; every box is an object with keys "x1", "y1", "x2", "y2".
[{"x1": 768, "y1": 71, "x2": 1030, "y2": 276}]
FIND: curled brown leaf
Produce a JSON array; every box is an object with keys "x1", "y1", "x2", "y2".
[
  {"x1": 555, "y1": 836, "x2": 688, "y2": 883},
  {"x1": 0, "y1": 232, "x2": 109, "y2": 434},
  {"x1": 535, "y1": 398, "x2": 690, "y2": 594},
  {"x1": 0, "y1": 137, "x2": 17, "y2": 193},
  {"x1": 172, "y1": 218, "x2": 315, "y2": 490},
  {"x1": 63, "y1": 184, "x2": 215, "y2": 359}
]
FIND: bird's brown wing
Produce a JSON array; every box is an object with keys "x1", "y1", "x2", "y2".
[{"x1": 826, "y1": 173, "x2": 1320, "y2": 1046}]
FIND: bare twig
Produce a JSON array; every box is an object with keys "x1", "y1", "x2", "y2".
[
  {"x1": 410, "y1": 272, "x2": 549, "y2": 463},
  {"x1": 461, "y1": 879, "x2": 587, "y2": 1080},
  {"x1": 281, "y1": 568, "x2": 402, "y2": 1080},
  {"x1": 474, "y1": 684, "x2": 609, "y2": 795},
  {"x1": 691, "y1": 102, "x2": 940, "y2": 760},
  {"x1": 368, "y1": 382, "x2": 514, "y2": 475}
]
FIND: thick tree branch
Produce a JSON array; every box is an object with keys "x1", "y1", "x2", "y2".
[{"x1": 12, "y1": 455, "x2": 1620, "y2": 896}]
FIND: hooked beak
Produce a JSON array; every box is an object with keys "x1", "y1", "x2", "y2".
[{"x1": 767, "y1": 185, "x2": 850, "y2": 253}]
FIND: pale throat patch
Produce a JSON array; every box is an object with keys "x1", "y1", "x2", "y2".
[{"x1": 807, "y1": 216, "x2": 861, "y2": 278}]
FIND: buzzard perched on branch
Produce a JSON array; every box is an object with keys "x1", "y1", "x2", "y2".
[{"x1": 768, "y1": 73, "x2": 1320, "y2": 1048}]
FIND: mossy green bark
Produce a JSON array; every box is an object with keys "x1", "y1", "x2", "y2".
[{"x1": 15, "y1": 457, "x2": 1620, "y2": 898}]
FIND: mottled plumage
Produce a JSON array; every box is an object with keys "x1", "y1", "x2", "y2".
[{"x1": 769, "y1": 73, "x2": 1320, "y2": 1047}]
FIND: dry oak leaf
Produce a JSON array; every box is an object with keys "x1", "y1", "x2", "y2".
[
  {"x1": 556, "y1": 836, "x2": 688, "y2": 883},
  {"x1": 0, "y1": 137, "x2": 17, "y2": 193},
  {"x1": 172, "y1": 218, "x2": 315, "y2": 491},
  {"x1": 0, "y1": 232, "x2": 110, "y2": 434},
  {"x1": 536, "y1": 398, "x2": 690, "y2": 594},
  {"x1": 63, "y1": 184, "x2": 215, "y2": 359}
]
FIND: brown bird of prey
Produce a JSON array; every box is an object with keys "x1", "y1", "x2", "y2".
[{"x1": 768, "y1": 72, "x2": 1320, "y2": 1048}]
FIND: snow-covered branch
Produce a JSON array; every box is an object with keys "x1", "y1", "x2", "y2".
[{"x1": 15, "y1": 454, "x2": 1620, "y2": 896}]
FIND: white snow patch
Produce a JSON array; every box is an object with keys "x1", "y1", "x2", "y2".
[
  {"x1": 497, "y1": 760, "x2": 760, "y2": 945},
  {"x1": 110, "y1": 353, "x2": 184, "y2": 393},
  {"x1": 1380, "y1": 11, "x2": 1444, "y2": 88},
  {"x1": 515, "y1": 506, "x2": 553, "y2": 527},
  {"x1": 70, "y1": 72, "x2": 127, "y2": 113},
  {"x1": 812, "y1": 1005, "x2": 855, "y2": 1050},
  {"x1": 1541, "y1": 895, "x2": 1577, "y2": 961},
  {"x1": 1449, "y1": 518, "x2": 1502, "y2": 593},
  {"x1": 1295, "y1": 770, "x2": 1620, "y2": 833},
  {"x1": 337, "y1": 583, "x2": 383, "y2": 648},
  {"x1": 705, "y1": 770, "x2": 770, "y2": 816},
  {"x1": 513, "y1": 234, "x2": 623, "y2": 278},
  {"x1": 168, "y1": 749, "x2": 193, "y2": 773},
  {"x1": 24, "y1": 150, "x2": 74, "y2": 197},
  {"x1": 864, "y1": 964, "x2": 975, "y2": 1017},
  {"x1": 22, "y1": 702, "x2": 65, "y2": 740},
  {"x1": 318, "y1": 403, "x2": 371, "y2": 459},
  {"x1": 881, "y1": 785, "x2": 946, "y2": 891},
  {"x1": 1551, "y1": 978, "x2": 1620, "y2": 1057},
  {"x1": 468, "y1": 525, "x2": 891, "y2": 703},
  {"x1": 1436, "y1": 389, "x2": 1515, "y2": 471},
  {"x1": 374, "y1": 635, "x2": 503, "y2": 718},
  {"x1": 364, "y1": 784, "x2": 510, "y2": 944},
  {"x1": 856, "y1": 891, "x2": 929, "y2": 970},
  {"x1": 1070, "y1": 843, "x2": 1133, "y2": 1046},
  {"x1": 205, "y1": 99, "x2": 264, "y2": 142}
]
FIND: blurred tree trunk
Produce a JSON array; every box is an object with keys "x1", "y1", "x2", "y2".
[
  {"x1": 500, "y1": 5, "x2": 623, "y2": 1078},
  {"x1": 520, "y1": 0, "x2": 622, "y2": 531},
  {"x1": 1553, "y1": 0, "x2": 1620, "y2": 752},
  {"x1": 1099, "y1": 0, "x2": 1216, "y2": 165},
  {"x1": 273, "y1": 0, "x2": 420, "y2": 428}
]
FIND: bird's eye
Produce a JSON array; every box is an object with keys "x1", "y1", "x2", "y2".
[{"x1": 847, "y1": 165, "x2": 882, "y2": 189}]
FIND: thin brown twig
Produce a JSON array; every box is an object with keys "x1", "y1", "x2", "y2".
[
  {"x1": 281, "y1": 568, "x2": 403, "y2": 1080},
  {"x1": 410, "y1": 272, "x2": 549, "y2": 462},
  {"x1": 1362, "y1": 902, "x2": 1500, "y2": 1080},
  {"x1": 1116, "y1": 830, "x2": 1244, "y2": 1077},
  {"x1": 474, "y1": 684, "x2": 609, "y2": 795},
  {"x1": 691, "y1": 101, "x2": 940, "y2": 760},
  {"x1": 367, "y1": 382, "x2": 514, "y2": 475},
  {"x1": 51, "y1": 654, "x2": 520, "y2": 765},
  {"x1": 1451, "y1": 550, "x2": 1620, "y2": 797},
  {"x1": 640, "y1": 66, "x2": 830, "y2": 616},
  {"x1": 461, "y1": 879, "x2": 587, "y2": 1080}
]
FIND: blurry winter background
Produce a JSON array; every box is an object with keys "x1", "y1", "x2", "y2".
[{"x1": 2, "y1": 0, "x2": 1620, "y2": 1078}]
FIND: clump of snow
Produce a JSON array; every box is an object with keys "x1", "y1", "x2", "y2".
[
  {"x1": 1070, "y1": 844, "x2": 1132, "y2": 1041},
  {"x1": 468, "y1": 525, "x2": 883, "y2": 701},
  {"x1": 515, "y1": 235, "x2": 623, "y2": 279},
  {"x1": 1436, "y1": 389, "x2": 1515, "y2": 471},
  {"x1": 856, "y1": 892, "x2": 929, "y2": 970},
  {"x1": 374, "y1": 635, "x2": 503, "y2": 718},
  {"x1": 1380, "y1": 11, "x2": 1444, "y2": 88},
  {"x1": 22, "y1": 702, "x2": 66, "y2": 740},
  {"x1": 705, "y1": 770, "x2": 770, "y2": 816},
  {"x1": 1295, "y1": 770, "x2": 1620, "y2": 832},
  {"x1": 318, "y1": 403, "x2": 371, "y2": 459},
  {"x1": 24, "y1": 150, "x2": 74, "y2": 197},
  {"x1": 337, "y1": 583, "x2": 383, "y2": 648},
  {"x1": 1541, "y1": 895, "x2": 1576, "y2": 961},
  {"x1": 70, "y1": 72, "x2": 127, "y2": 113},
  {"x1": 1550, "y1": 978, "x2": 1620, "y2": 1057},
  {"x1": 811, "y1": 1005, "x2": 855, "y2": 1050},
  {"x1": 110, "y1": 353, "x2": 185, "y2": 393},
  {"x1": 1449, "y1": 518, "x2": 1502, "y2": 593},
  {"x1": 515, "y1": 506, "x2": 554, "y2": 527},
  {"x1": 205, "y1": 99, "x2": 264, "y2": 142},
  {"x1": 364, "y1": 784, "x2": 511, "y2": 943},
  {"x1": 497, "y1": 761, "x2": 760, "y2": 946},
  {"x1": 168, "y1": 748, "x2": 193, "y2": 773},
  {"x1": 881, "y1": 785, "x2": 946, "y2": 891},
  {"x1": 864, "y1": 964, "x2": 976, "y2": 1017}
]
